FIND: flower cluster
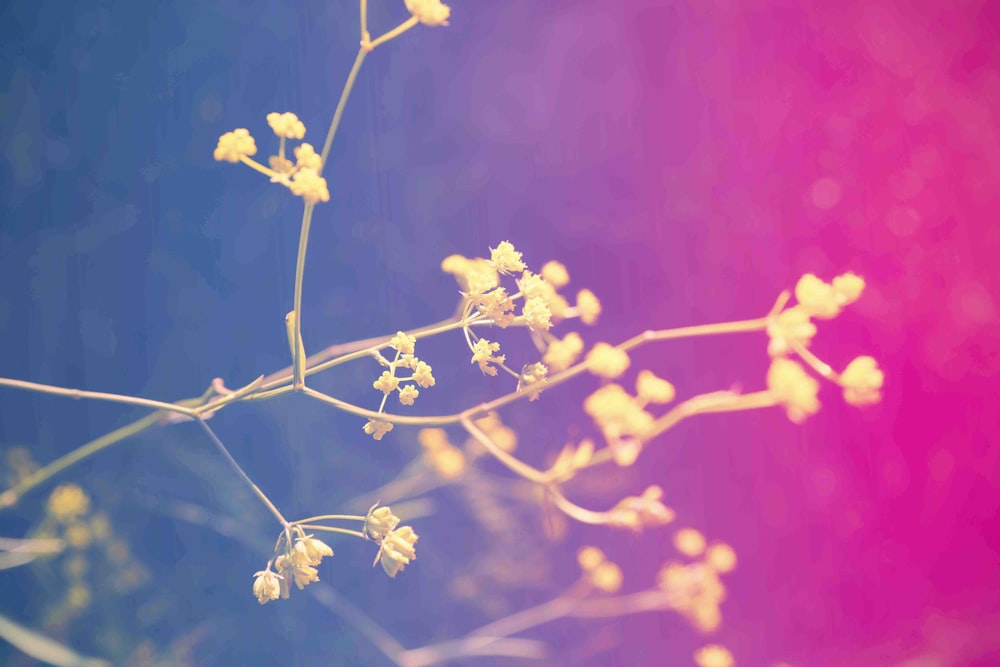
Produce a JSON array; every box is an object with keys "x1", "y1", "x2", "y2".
[
  {"x1": 543, "y1": 331, "x2": 584, "y2": 372},
  {"x1": 583, "y1": 383, "x2": 656, "y2": 465},
  {"x1": 437, "y1": 242, "x2": 604, "y2": 405},
  {"x1": 214, "y1": 112, "x2": 331, "y2": 206},
  {"x1": 471, "y1": 338, "x2": 504, "y2": 376},
  {"x1": 517, "y1": 362, "x2": 548, "y2": 401},
  {"x1": 694, "y1": 645, "x2": 734, "y2": 667},
  {"x1": 213, "y1": 128, "x2": 257, "y2": 163},
  {"x1": 252, "y1": 530, "x2": 334, "y2": 604},
  {"x1": 365, "y1": 505, "x2": 420, "y2": 578},
  {"x1": 47, "y1": 484, "x2": 90, "y2": 521},
  {"x1": 405, "y1": 0, "x2": 451, "y2": 26},
  {"x1": 364, "y1": 331, "x2": 436, "y2": 440},
  {"x1": 840, "y1": 355, "x2": 884, "y2": 406},
  {"x1": 656, "y1": 531, "x2": 738, "y2": 632},
  {"x1": 765, "y1": 272, "x2": 884, "y2": 421},
  {"x1": 585, "y1": 342, "x2": 631, "y2": 379},
  {"x1": 576, "y1": 546, "x2": 624, "y2": 593},
  {"x1": 766, "y1": 357, "x2": 821, "y2": 424},
  {"x1": 657, "y1": 560, "x2": 727, "y2": 632}
]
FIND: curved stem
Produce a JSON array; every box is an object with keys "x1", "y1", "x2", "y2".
[
  {"x1": 290, "y1": 44, "x2": 368, "y2": 389},
  {"x1": 291, "y1": 514, "x2": 366, "y2": 525},
  {"x1": 461, "y1": 415, "x2": 548, "y2": 484},
  {"x1": 546, "y1": 486, "x2": 616, "y2": 526},
  {"x1": 295, "y1": 525, "x2": 367, "y2": 540}
]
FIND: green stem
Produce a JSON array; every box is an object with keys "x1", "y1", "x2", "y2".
[
  {"x1": 0, "y1": 413, "x2": 161, "y2": 509},
  {"x1": 319, "y1": 47, "x2": 368, "y2": 173},
  {"x1": 290, "y1": 46, "x2": 368, "y2": 389},
  {"x1": 793, "y1": 341, "x2": 837, "y2": 380},
  {"x1": 194, "y1": 418, "x2": 288, "y2": 528},
  {"x1": 367, "y1": 17, "x2": 419, "y2": 52},
  {"x1": 291, "y1": 514, "x2": 366, "y2": 525},
  {"x1": 295, "y1": 525, "x2": 367, "y2": 539},
  {"x1": 0, "y1": 378, "x2": 197, "y2": 419},
  {"x1": 291, "y1": 203, "x2": 315, "y2": 389},
  {"x1": 546, "y1": 486, "x2": 612, "y2": 526},
  {"x1": 461, "y1": 415, "x2": 548, "y2": 484}
]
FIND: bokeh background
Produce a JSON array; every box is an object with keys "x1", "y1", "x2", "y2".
[{"x1": 2, "y1": 0, "x2": 999, "y2": 665}]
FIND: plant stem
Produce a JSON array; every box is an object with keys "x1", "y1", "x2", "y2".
[
  {"x1": 367, "y1": 17, "x2": 419, "y2": 51},
  {"x1": 294, "y1": 525, "x2": 367, "y2": 539},
  {"x1": 546, "y1": 486, "x2": 614, "y2": 525},
  {"x1": 0, "y1": 413, "x2": 161, "y2": 509},
  {"x1": 461, "y1": 415, "x2": 548, "y2": 484},
  {"x1": 291, "y1": 203, "x2": 315, "y2": 389},
  {"x1": 238, "y1": 155, "x2": 280, "y2": 180},
  {"x1": 319, "y1": 47, "x2": 368, "y2": 172},
  {"x1": 0, "y1": 378, "x2": 197, "y2": 418},
  {"x1": 290, "y1": 45, "x2": 369, "y2": 388},
  {"x1": 291, "y1": 514, "x2": 366, "y2": 525},
  {"x1": 194, "y1": 418, "x2": 288, "y2": 528}
]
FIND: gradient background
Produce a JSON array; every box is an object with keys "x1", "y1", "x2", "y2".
[{"x1": 1, "y1": 0, "x2": 999, "y2": 665}]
